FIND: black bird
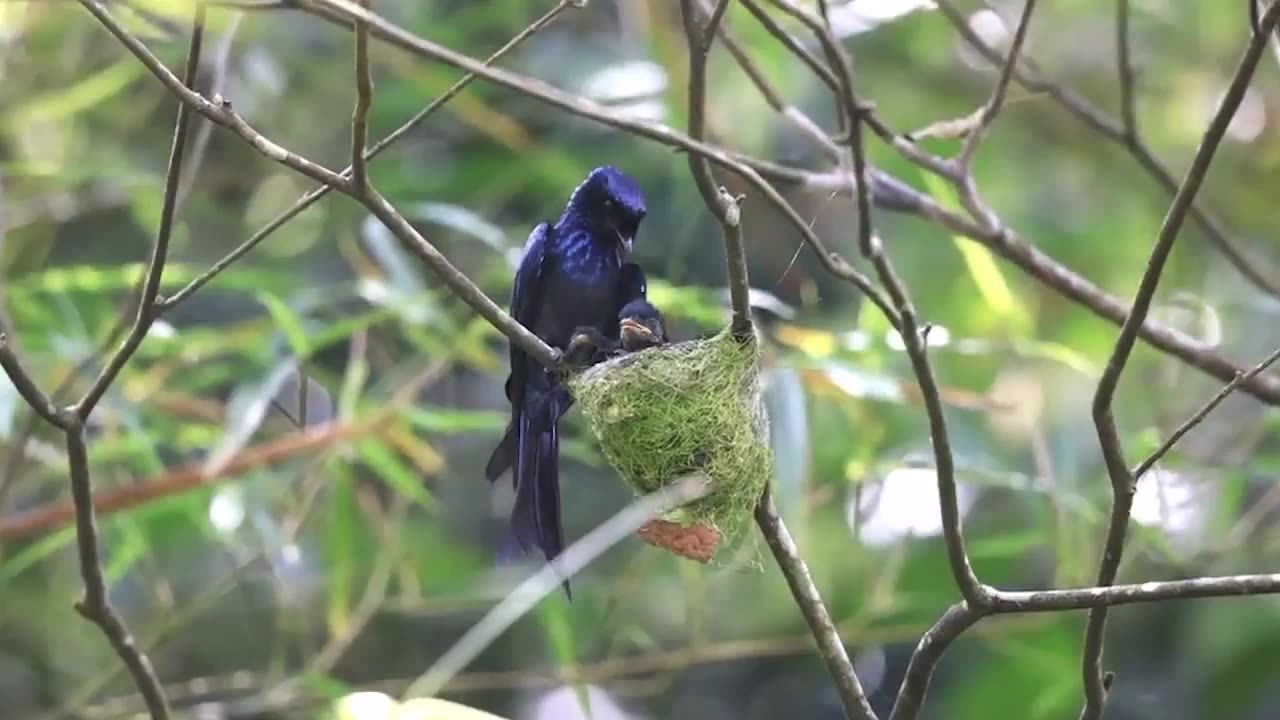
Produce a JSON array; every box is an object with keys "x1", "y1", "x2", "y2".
[
  {"x1": 484, "y1": 166, "x2": 648, "y2": 577},
  {"x1": 563, "y1": 296, "x2": 667, "y2": 364},
  {"x1": 617, "y1": 299, "x2": 667, "y2": 352}
]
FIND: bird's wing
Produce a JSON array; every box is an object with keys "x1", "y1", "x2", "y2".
[
  {"x1": 607, "y1": 262, "x2": 648, "y2": 340},
  {"x1": 485, "y1": 222, "x2": 551, "y2": 484},
  {"x1": 508, "y1": 221, "x2": 552, "y2": 408}
]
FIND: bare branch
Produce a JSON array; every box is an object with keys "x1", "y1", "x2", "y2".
[
  {"x1": 1135, "y1": 346, "x2": 1280, "y2": 478},
  {"x1": 65, "y1": 421, "x2": 171, "y2": 720},
  {"x1": 1116, "y1": 0, "x2": 1138, "y2": 138},
  {"x1": 362, "y1": 188, "x2": 560, "y2": 367},
  {"x1": 75, "y1": 1, "x2": 203, "y2": 420},
  {"x1": 755, "y1": 489, "x2": 879, "y2": 720},
  {"x1": 1082, "y1": 5, "x2": 1280, "y2": 715},
  {"x1": 957, "y1": 0, "x2": 1038, "y2": 169},
  {"x1": 888, "y1": 604, "x2": 982, "y2": 720},
  {"x1": 295, "y1": 0, "x2": 898, "y2": 324},
  {"x1": 765, "y1": 0, "x2": 955, "y2": 180},
  {"x1": 702, "y1": 0, "x2": 730, "y2": 53},
  {"x1": 933, "y1": 0, "x2": 1280, "y2": 299},
  {"x1": 995, "y1": 573, "x2": 1280, "y2": 611},
  {"x1": 78, "y1": 0, "x2": 563, "y2": 370},
  {"x1": 158, "y1": 0, "x2": 578, "y2": 312},
  {"x1": 0, "y1": 334, "x2": 68, "y2": 429},
  {"x1": 680, "y1": 0, "x2": 752, "y2": 338},
  {"x1": 350, "y1": 0, "x2": 372, "y2": 190}
]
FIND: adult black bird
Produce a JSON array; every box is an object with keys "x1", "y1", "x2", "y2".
[{"x1": 484, "y1": 166, "x2": 648, "y2": 576}]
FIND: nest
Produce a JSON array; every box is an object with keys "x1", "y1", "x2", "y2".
[{"x1": 567, "y1": 329, "x2": 772, "y2": 549}]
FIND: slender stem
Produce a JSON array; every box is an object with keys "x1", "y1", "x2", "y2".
[
  {"x1": 350, "y1": 0, "x2": 373, "y2": 190},
  {"x1": 0, "y1": 335, "x2": 68, "y2": 429},
  {"x1": 755, "y1": 489, "x2": 878, "y2": 720},
  {"x1": 957, "y1": 0, "x2": 1038, "y2": 169},
  {"x1": 933, "y1": 0, "x2": 1280, "y2": 299},
  {"x1": 65, "y1": 423, "x2": 171, "y2": 719},
  {"x1": 888, "y1": 605, "x2": 982, "y2": 720},
  {"x1": 1134, "y1": 346, "x2": 1280, "y2": 478},
  {"x1": 75, "y1": 2, "x2": 203, "y2": 420},
  {"x1": 158, "y1": 0, "x2": 578, "y2": 312},
  {"x1": 1116, "y1": 0, "x2": 1138, "y2": 139},
  {"x1": 680, "y1": 0, "x2": 752, "y2": 338},
  {"x1": 1081, "y1": 5, "x2": 1280, "y2": 716}
]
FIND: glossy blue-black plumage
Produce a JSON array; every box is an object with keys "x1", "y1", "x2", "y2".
[{"x1": 484, "y1": 166, "x2": 647, "y2": 589}]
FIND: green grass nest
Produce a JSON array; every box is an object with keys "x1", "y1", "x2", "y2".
[{"x1": 566, "y1": 329, "x2": 772, "y2": 539}]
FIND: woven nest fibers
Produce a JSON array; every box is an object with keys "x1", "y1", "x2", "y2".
[{"x1": 567, "y1": 328, "x2": 772, "y2": 540}]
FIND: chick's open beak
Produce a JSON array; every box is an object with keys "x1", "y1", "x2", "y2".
[{"x1": 619, "y1": 317, "x2": 657, "y2": 346}]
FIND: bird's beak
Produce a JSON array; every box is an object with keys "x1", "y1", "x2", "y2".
[
  {"x1": 616, "y1": 228, "x2": 633, "y2": 255},
  {"x1": 620, "y1": 318, "x2": 657, "y2": 346}
]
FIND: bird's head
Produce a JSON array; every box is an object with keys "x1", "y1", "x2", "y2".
[
  {"x1": 563, "y1": 165, "x2": 647, "y2": 254},
  {"x1": 618, "y1": 299, "x2": 667, "y2": 352}
]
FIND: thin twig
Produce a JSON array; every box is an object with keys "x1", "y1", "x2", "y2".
[
  {"x1": 755, "y1": 488, "x2": 878, "y2": 720},
  {"x1": 349, "y1": 0, "x2": 372, "y2": 190},
  {"x1": 1082, "y1": 5, "x2": 1280, "y2": 716},
  {"x1": 887, "y1": 604, "x2": 982, "y2": 720},
  {"x1": 957, "y1": 0, "x2": 1038, "y2": 169},
  {"x1": 301, "y1": 0, "x2": 899, "y2": 325},
  {"x1": 361, "y1": 187, "x2": 559, "y2": 367},
  {"x1": 78, "y1": 0, "x2": 561, "y2": 369},
  {"x1": 65, "y1": 420, "x2": 172, "y2": 720},
  {"x1": 176, "y1": 6, "x2": 245, "y2": 214},
  {"x1": 680, "y1": 0, "x2": 752, "y2": 339},
  {"x1": 933, "y1": 0, "x2": 1280, "y2": 299},
  {"x1": 1134, "y1": 345, "x2": 1280, "y2": 478},
  {"x1": 765, "y1": 0, "x2": 954, "y2": 180},
  {"x1": 704, "y1": 10, "x2": 839, "y2": 160},
  {"x1": 76, "y1": 1, "x2": 201, "y2": 419},
  {"x1": 1116, "y1": 0, "x2": 1138, "y2": 139},
  {"x1": 839, "y1": 31, "x2": 985, "y2": 607},
  {"x1": 0, "y1": 335, "x2": 68, "y2": 429},
  {"x1": 157, "y1": 0, "x2": 577, "y2": 312}
]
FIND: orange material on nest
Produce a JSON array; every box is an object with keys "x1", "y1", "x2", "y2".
[{"x1": 637, "y1": 519, "x2": 723, "y2": 563}]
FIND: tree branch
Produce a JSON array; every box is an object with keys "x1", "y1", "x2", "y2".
[
  {"x1": 1134, "y1": 345, "x2": 1280, "y2": 479},
  {"x1": 65, "y1": 421, "x2": 171, "y2": 719},
  {"x1": 887, "y1": 604, "x2": 981, "y2": 720},
  {"x1": 755, "y1": 488, "x2": 878, "y2": 720},
  {"x1": 77, "y1": 0, "x2": 562, "y2": 370},
  {"x1": 680, "y1": 0, "x2": 752, "y2": 339},
  {"x1": 0, "y1": 334, "x2": 68, "y2": 430},
  {"x1": 933, "y1": 0, "x2": 1280, "y2": 299},
  {"x1": 156, "y1": 0, "x2": 578, "y2": 313},
  {"x1": 349, "y1": 0, "x2": 372, "y2": 190},
  {"x1": 1116, "y1": 0, "x2": 1138, "y2": 138},
  {"x1": 74, "y1": 1, "x2": 203, "y2": 420},
  {"x1": 299, "y1": 0, "x2": 901, "y2": 324},
  {"x1": 1082, "y1": 4, "x2": 1280, "y2": 715},
  {"x1": 957, "y1": 0, "x2": 1037, "y2": 169}
]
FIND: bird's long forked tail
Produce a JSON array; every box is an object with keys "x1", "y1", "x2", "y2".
[
  {"x1": 504, "y1": 389, "x2": 571, "y2": 597},
  {"x1": 485, "y1": 386, "x2": 575, "y2": 486}
]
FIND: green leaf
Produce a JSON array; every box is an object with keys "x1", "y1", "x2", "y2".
[
  {"x1": 920, "y1": 172, "x2": 1031, "y2": 335},
  {"x1": 535, "y1": 595, "x2": 590, "y2": 718},
  {"x1": 0, "y1": 527, "x2": 78, "y2": 586},
  {"x1": 356, "y1": 439, "x2": 436, "y2": 509},
  {"x1": 3, "y1": 60, "x2": 142, "y2": 130},
  {"x1": 257, "y1": 291, "x2": 312, "y2": 357}
]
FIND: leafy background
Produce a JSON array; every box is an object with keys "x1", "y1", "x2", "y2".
[{"x1": 2, "y1": 0, "x2": 1280, "y2": 718}]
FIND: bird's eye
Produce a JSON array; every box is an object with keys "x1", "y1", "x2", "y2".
[{"x1": 604, "y1": 199, "x2": 615, "y2": 212}]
